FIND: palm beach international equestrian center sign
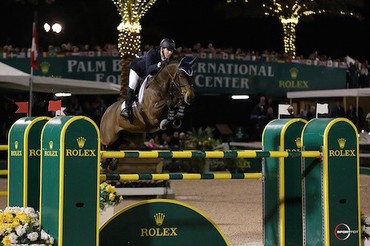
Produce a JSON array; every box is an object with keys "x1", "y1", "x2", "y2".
[{"x1": 1, "y1": 56, "x2": 346, "y2": 96}]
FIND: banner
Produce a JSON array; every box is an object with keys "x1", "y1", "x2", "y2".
[{"x1": 1, "y1": 57, "x2": 347, "y2": 97}]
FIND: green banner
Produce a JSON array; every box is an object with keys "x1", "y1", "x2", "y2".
[{"x1": 2, "y1": 57, "x2": 346, "y2": 96}]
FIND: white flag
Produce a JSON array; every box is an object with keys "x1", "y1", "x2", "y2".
[
  {"x1": 278, "y1": 104, "x2": 290, "y2": 119},
  {"x1": 316, "y1": 103, "x2": 328, "y2": 114},
  {"x1": 56, "y1": 107, "x2": 66, "y2": 116},
  {"x1": 316, "y1": 103, "x2": 328, "y2": 118}
]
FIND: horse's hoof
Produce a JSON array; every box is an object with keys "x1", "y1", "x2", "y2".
[
  {"x1": 108, "y1": 158, "x2": 119, "y2": 171},
  {"x1": 160, "y1": 119, "x2": 169, "y2": 130},
  {"x1": 172, "y1": 119, "x2": 182, "y2": 129}
]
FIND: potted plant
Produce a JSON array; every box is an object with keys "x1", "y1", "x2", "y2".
[
  {"x1": 0, "y1": 207, "x2": 54, "y2": 245},
  {"x1": 99, "y1": 182, "x2": 123, "y2": 226},
  {"x1": 188, "y1": 127, "x2": 221, "y2": 173}
]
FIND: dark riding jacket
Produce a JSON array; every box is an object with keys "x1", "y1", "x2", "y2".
[{"x1": 130, "y1": 47, "x2": 162, "y2": 79}]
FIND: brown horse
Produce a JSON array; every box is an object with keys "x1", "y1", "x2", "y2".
[{"x1": 100, "y1": 56, "x2": 196, "y2": 151}]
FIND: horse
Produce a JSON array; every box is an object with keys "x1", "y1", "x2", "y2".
[{"x1": 99, "y1": 56, "x2": 196, "y2": 165}]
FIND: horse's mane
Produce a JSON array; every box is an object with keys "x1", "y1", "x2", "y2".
[{"x1": 151, "y1": 60, "x2": 178, "y2": 80}]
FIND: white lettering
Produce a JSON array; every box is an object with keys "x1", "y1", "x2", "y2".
[
  {"x1": 112, "y1": 59, "x2": 121, "y2": 72},
  {"x1": 194, "y1": 62, "x2": 274, "y2": 77}
]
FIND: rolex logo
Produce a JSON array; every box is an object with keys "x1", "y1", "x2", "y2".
[
  {"x1": 14, "y1": 141, "x2": 18, "y2": 149},
  {"x1": 338, "y1": 138, "x2": 346, "y2": 149},
  {"x1": 49, "y1": 141, "x2": 53, "y2": 150},
  {"x1": 77, "y1": 137, "x2": 86, "y2": 148},
  {"x1": 289, "y1": 67, "x2": 298, "y2": 79},
  {"x1": 40, "y1": 62, "x2": 50, "y2": 75},
  {"x1": 295, "y1": 138, "x2": 302, "y2": 148},
  {"x1": 154, "y1": 213, "x2": 165, "y2": 226}
]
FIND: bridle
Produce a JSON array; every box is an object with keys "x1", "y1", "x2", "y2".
[{"x1": 163, "y1": 65, "x2": 193, "y2": 101}]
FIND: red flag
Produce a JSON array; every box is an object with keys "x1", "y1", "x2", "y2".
[
  {"x1": 15, "y1": 102, "x2": 29, "y2": 116},
  {"x1": 31, "y1": 22, "x2": 38, "y2": 70},
  {"x1": 48, "y1": 100, "x2": 62, "y2": 112}
]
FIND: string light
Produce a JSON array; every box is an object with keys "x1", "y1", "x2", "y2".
[
  {"x1": 227, "y1": 0, "x2": 361, "y2": 59},
  {"x1": 112, "y1": 0, "x2": 157, "y2": 57}
]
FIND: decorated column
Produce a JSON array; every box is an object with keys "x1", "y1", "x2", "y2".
[
  {"x1": 302, "y1": 118, "x2": 360, "y2": 246},
  {"x1": 262, "y1": 118, "x2": 307, "y2": 246},
  {"x1": 8, "y1": 117, "x2": 50, "y2": 209},
  {"x1": 40, "y1": 116, "x2": 100, "y2": 246}
]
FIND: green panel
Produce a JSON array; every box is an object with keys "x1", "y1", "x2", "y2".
[
  {"x1": 8, "y1": 117, "x2": 49, "y2": 208},
  {"x1": 302, "y1": 118, "x2": 360, "y2": 246},
  {"x1": 27, "y1": 118, "x2": 49, "y2": 209},
  {"x1": 40, "y1": 116, "x2": 99, "y2": 246},
  {"x1": 99, "y1": 199, "x2": 228, "y2": 246},
  {"x1": 62, "y1": 119, "x2": 99, "y2": 246},
  {"x1": 262, "y1": 118, "x2": 306, "y2": 246},
  {"x1": 326, "y1": 122, "x2": 359, "y2": 245},
  {"x1": 302, "y1": 119, "x2": 330, "y2": 246},
  {"x1": 283, "y1": 121, "x2": 306, "y2": 246},
  {"x1": 41, "y1": 116, "x2": 68, "y2": 243},
  {"x1": 8, "y1": 118, "x2": 28, "y2": 207}
]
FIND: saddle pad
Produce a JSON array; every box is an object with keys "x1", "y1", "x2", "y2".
[{"x1": 120, "y1": 77, "x2": 149, "y2": 111}]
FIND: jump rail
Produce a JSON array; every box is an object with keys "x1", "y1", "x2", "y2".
[
  {"x1": 100, "y1": 172, "x2": 263, "y2": 181},
  {"x1": 100, "y1": 150, "x2": 322, "y2": 159}
]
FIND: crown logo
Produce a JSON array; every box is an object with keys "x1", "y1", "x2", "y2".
[
  {"x1": 77, "y1": 137, "x2": 86, "y2": 148},
  {"x1": 40, "y1": 62, "x2": 50, "y2": 75},
  {"x1": 289, "y1": 67, "x2": 298, "y2": 79},
  {"x1": 14, "y1": 141, "x2": 18, "y2": 149},
  {"x1": 295, "y1": 138, "x2": 302, "y2": 148},
  {"x1": 338, "y1": 138, "x2": 346, "y2": 149},
  {"x1": 49, "y1": 141, "x2": 53, "y2": 150},
  {"x1": 154, "y1": 213, "x2": 165, "y2": 226}
]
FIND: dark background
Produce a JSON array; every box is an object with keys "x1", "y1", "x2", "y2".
[{"x1": 2, "y1": 0, "x2": 370, "y2": 61}]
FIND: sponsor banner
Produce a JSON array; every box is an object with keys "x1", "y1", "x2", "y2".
[{"x1": 2, "y1": 57, "x2": 346, "y2": 96}]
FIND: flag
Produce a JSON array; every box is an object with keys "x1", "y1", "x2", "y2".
[
  {"x1": 15, "y1": 102, "x2": 29, "y2": 116},
  {"x1": 316, "y1": 103, "x2": 329, "y2": 115},
  {"x1": 48, "y1": 100, "x2": 62, "y2": 112},
  {"x1": 31, "y1": 22, "x2": 38, "y2": 70},
  {"x1": 56, "y1": 107, "x2": 66, "y2": 116},
  {"x1": 278, "y1": 104, "x2": 291, "y2": 119}
]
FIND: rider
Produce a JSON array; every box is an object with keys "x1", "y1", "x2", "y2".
[{"x1": 120, "y1": 38, "x2": 176, "y2": 119}]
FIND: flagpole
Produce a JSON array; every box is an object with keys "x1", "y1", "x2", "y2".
[
  {"x1": 29, "y1": 67, "x2": 34, "y2": 116},
  {"x1": 29, "y1": 10, "x2": 38, "y2": 117}
]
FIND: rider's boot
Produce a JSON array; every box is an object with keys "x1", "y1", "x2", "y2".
[{"x1": 120, "y1": 88, "x2": 135, "y2": 119}]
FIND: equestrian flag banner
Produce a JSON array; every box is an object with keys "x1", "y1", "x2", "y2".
[
  {"x1": 15, "y1": 102, "x2": 29, "y2": 116},
  {"x1": 56, "y1": 107, "x2": 66, "y2": 116},
  {"x1": 316, "y1": 103, "x2": 329, "y2": 118},
  {"x1": 31, "y1": 22, "x2": 38, "y2": 71},
  {"x1": 278, "y1": 104, "x2": 290, "y2": 119},
  {"x1": 48, "y1": 100, "x2": 62, "y2": 112}
]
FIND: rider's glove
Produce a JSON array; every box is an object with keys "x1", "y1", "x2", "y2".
[{"x1": 158, "y1": 58, "x2": 169, "y2": 68}]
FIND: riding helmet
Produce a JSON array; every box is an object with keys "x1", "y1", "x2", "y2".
[{"x1": 160, "y1": 38, "x2": 176, "y2": 51}]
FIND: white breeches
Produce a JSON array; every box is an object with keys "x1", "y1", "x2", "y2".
[{"x1": 128, "y1": 69, "x2": 140, "y2": 90}]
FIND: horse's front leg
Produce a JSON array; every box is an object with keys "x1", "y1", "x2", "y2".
[
  {"x1": 100, "y1": 143, "x2": 119, "y2": 172},
  {"x1": 159, "y1": 103, "x2": 176, "y2": 130},
  {"x1": 172, "y1": 102, "x2": 186, "y2": 129}
]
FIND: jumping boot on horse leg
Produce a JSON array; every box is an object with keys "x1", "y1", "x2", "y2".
[
  {"x1": 120, "y1": 88, "x2": 135, "y2": 119},
  {"x1": 171, "y1": 103, "x2": 185, "y2": 128}
]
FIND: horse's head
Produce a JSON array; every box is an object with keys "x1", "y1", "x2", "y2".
[{"x1": 173, "y1": 56, "x2": 196, "y2": 105}]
